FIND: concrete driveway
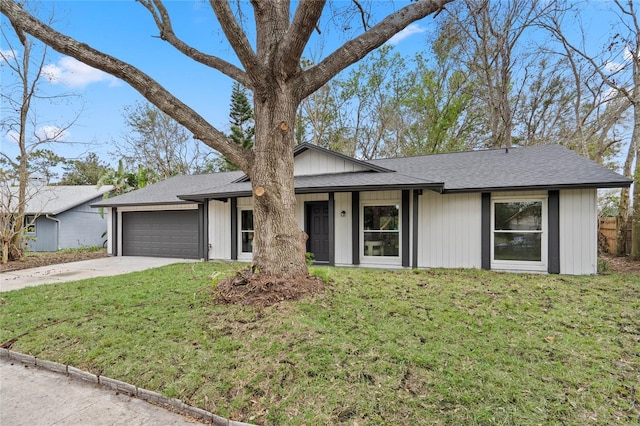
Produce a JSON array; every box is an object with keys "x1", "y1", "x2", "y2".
[{"x1": 0, "y1": 256, "x2": 198, "y2": 292}]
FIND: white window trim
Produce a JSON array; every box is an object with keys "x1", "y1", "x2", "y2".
[
  {"x1": 238, "y1": 207, "x2": 254, "y2": 261},
  {"x1": 360, "y1": 201, "x2": 402, "y2": 266},
  {"x1": 491, "y1": 196, "x2": 548, "y2": 272}
]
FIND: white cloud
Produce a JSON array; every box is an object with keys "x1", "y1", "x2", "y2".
[
  {"x1": 42, "y1": 56, "x2": 118, "y2": 88},
  {"x1": 604, "y1": 60, "x2": 625, "y2": 73},
  {"x1": 3, "y1": 126, "x2": 69, "y2": 144},
  {"x1": 0, "y1": 49, "x2": 17, "y2": 62},
  {"x1": 36, "y1": 125, "x2": 69, "y2": 142},
  {"x1": 387, "y1": 24, "x2": 426, "y2": 45},
  {"x1": 4, "y1": 129, "x2": 19, "y2": 143}
]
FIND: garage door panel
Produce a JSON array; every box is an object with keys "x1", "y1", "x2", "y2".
[{"x1": 122, "y1": 210, "x2": 199, "y2": 259}]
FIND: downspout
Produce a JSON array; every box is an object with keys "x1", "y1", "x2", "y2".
[{"x1": 46, "y1": 214, "x2": 61, "y2": 251}]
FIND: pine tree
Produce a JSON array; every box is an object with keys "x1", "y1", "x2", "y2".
[{"x1": 225, "y1": 83, "x2": 254, "y2": 171}]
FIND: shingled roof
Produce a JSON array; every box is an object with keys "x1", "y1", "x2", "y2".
[
  {"x1": 93, "y1": 144, "x2": 632, "y2": 207},
  {"x1": 4, "y1": 185, "x2": 113, "y2": 214},
  {"x1": 370, "y1": 144, "x2": 632, "y2": 192},
  {"x1": 93, "y1": 172, "x2": 243, "y2": 207}
]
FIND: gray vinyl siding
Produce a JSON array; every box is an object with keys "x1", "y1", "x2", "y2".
[
  {"x1": 24, "y1": 216, "x2": 58, "y2": 252},
  {"x1": 24, "y1": 196, "x2": 108, "y2": 252},
  {"x1": 57, "y1": 197, "x2": 108, "y2": 249}
]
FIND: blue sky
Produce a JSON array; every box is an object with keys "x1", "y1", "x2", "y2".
[{"x1": 0, "y1": 1, "x2": 628, "y2": 175}]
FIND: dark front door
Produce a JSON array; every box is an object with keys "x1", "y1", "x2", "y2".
[{"x1": 306, "y1": 201, "x2": 330, "y2": 262}]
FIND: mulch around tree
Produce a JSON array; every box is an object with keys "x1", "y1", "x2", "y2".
[
  {"x1": 0, "y1": 250, "x2": 109, "y2": 273},
  {"x1": 214, "y1": 268, "x2": 325, "y2": 307}
]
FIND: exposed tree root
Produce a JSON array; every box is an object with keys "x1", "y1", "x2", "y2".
[{"x1": 214, "y1": 269, "x2": 325, "y2": 307}]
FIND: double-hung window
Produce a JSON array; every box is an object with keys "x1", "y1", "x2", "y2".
[
  {"x1": 492, "y1": 197, "x2": 547, "y2": 271},
  {"x1": 362, "y1": 204, "x2": 400, "y2": 261}
]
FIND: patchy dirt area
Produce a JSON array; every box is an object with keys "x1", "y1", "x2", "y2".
[
  {"x1": 214, "y1": 268, "x2": 325, "y2": 307},
  {"x1": 0, "y1": 249, "x2": 109, "y2": 273},
  {"x1": 600, "y1": 254, "x2": 640, "y2": 275}
]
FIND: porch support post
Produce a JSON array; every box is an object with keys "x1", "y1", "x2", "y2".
[
  {"x1": 402, "y1": 190, "x2": 410, "y2": 267},
  {"x1": 481, "y1": 192, "x2": 491, "y2": 270},
  {"x1": 230, "y1": 198, "x2": 238, "y2": 260},
  {"x1": 328, "y1": 192, "x2": 335, "y2": 266},
  {"x1": 198, "y1": 203, "x2": 207, "y2": 260},
  {"x1": 352, "y1": 192, "x2": 360, "y2": 265},
  {"x1": 412, "y1": 190, "x2": 420, "y2": 268},
  {"x1": 112, "y1": 207, "x2": 118, "y2": 256},
  {"x1": 548, "y1": 190, "x2": 560, "y2": 274}
]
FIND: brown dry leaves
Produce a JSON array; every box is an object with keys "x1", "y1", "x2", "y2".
[{"x1": 214, "y1": 268, "x2": 325, "y2": 307}]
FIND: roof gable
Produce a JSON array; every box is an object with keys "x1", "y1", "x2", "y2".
[
  {"x1": 294, "y1": 147, "x2": 371, "y2": 176},
  {"x1": 233, "y1": 143, "x2": 391, "y2": 182}
]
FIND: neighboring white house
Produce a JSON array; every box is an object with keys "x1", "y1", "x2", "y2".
[
  {"x1": 5, "y1": 185, "x2": 113, "y2": 252},
  {"x1": 93, "y1": 144, "x2": 632, "y2": 275}
]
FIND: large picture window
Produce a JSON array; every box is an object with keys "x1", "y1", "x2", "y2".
[
  {"x1": 240, "y1": 209, "x2": 254, "y2": 253},
  {"x1": 362, "y1": 204, "x2": 400, "y2": 258},
  {"x1": 493, "y1": 200, "x2": 545, "y2": 264}
]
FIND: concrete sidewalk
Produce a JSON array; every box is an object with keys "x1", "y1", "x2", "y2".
[
  {"x1": 0, "y1": 357, "x2": 205, "y2": 426},
  {"x1": 0, "y1": 256, "x2": 197, "y2": 292}
]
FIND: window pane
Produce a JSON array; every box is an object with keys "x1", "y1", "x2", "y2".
[
  {"x1": 241, "y1": 210, "x2": 253, "y2": 231},
  {"x1": 364, "y1": 231, "x2": 399, "y2": 257},
  {"x1": 495, "y1": 202, "x2": 542, "y2": 231},
  {"x1": 494, "y1": 232, "x2": 541, "y2": 261},
  {"x1": 241, "y1": 231, "x2": 254, "y2": 253},
  {"x1": 364, "y1": 205, "x2": 399, "y2": 231},
  {"x1": 24, "y1": 216, "x2": 36, "y2": 234}
]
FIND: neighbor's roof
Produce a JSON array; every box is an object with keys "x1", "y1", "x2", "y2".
[
  {"x1": 4, "y1": 185, "x2": 113, "y2": 215},
  {"x1": 91, "y1": 144, "x2": 632, "y2": 207}
]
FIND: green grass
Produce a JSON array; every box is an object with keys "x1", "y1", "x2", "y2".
[{"x1": 1, "y1": 263, "x2": 639, "y2": 425}]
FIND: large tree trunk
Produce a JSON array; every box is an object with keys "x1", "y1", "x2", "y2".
[{"x1": 249, "y1": 88, "x2": 308, "y2": 277}]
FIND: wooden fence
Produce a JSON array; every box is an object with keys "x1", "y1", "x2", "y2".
[{"x1": 599, "y1": 216, "x2": 633, "y2": 255}]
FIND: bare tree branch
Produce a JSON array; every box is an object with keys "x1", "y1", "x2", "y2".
[
  {"x1": 276, "y1": 0, "x2": 326, "y2": 76},
  {"x1": 352, "y1": 0, "x2": 370, "y2": 30},
  {"x1": 0, "y1": 0, "x2": 252, "y2": 171},
  {"x1": 209, "y1": 0, "x2": 265, "y2": 93},
  {"x1": 135, "y1": 0, "x2": 251, "y2": 88},
  {"x1": 298, "y1": 0, "x2": 453, "y2": 100}
]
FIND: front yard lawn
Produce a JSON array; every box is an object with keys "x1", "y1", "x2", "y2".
[{"x1": 1, "y1": 263, "x2": 638, "y2": 425}]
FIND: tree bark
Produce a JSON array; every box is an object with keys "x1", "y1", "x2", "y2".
[{"x1": 249, "y1": 89, "x2": 307, "y2": 276}]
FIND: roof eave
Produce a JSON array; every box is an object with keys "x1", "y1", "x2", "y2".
[
  {"x1": 442, "y1": 181, "x2": 633, "y2": 194},
  {"x1": 90, "y1": 200, "x2": 196, "y2": 208},
  {"x1": 178, "y1": 182, "x2": 444, "y2": 201}
]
